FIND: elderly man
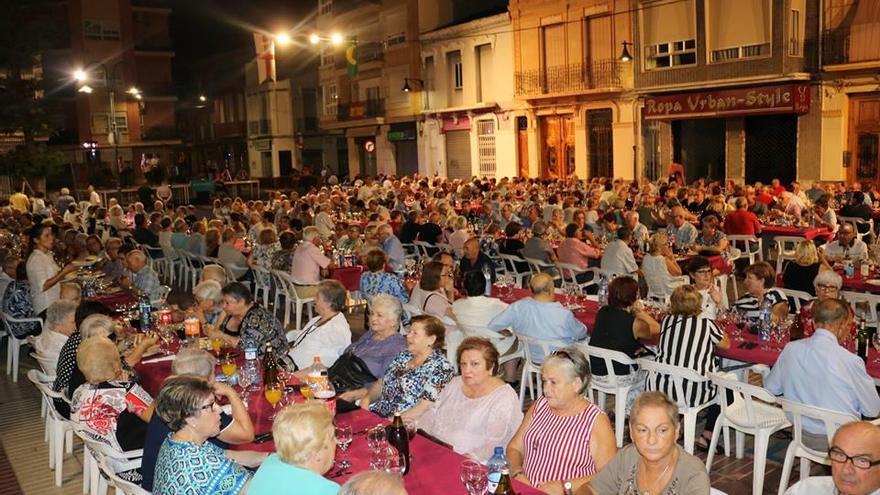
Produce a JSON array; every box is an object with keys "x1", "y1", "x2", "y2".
[
  {"x1": 459, "y1": 237, "x2": 496, "y2": 284},
  {"x1": 785, "y1": 421, "x2": 880, "y2": 495},
  {"x1": 725, "y1": 196, "x2": 763, "y2": 236},
  {"x1": 765, "y1": 298, "x2": 880, "y2": 450},
  {"x1": 291, "y1": 226, "x2": 334, "y2": 299},
  {"x1": 666, "y1": 206, "x2": 698, "y2": 247},
  {"x1": 811, "y1": 194, "x2": 839, "y2": 232},
  {"x1": 121, "y1": 249, "x2": 164, "y2": 301},
  {"x1": 823, "y1": 222, "x2": 869, "y2": 262},
  {"x1": 452, "y1": 271, "x2": 516, "y2": 381},
  {"x1": 521, "y1": 221, "x2": 557, "y2": 265},
  {"x1": 377, "y1": 223, "x2": 405, "y2": 272},
  {"x1": 56, "y1": 187, "x2": 76, "y2": 215},
  {"x1": 624, "y1": 210, "x2": 649, "y2": 248},
  {"x1": 601, "y1": 227, "x2": 638, "y2": 278},
  {"x1": 314, "y1": 202, "x2": 335, "y2": 238},
  {"x1": 488, "y1": 272, "x2": 587, "y2": 361}
]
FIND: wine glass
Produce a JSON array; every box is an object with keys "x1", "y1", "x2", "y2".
[
  {"x1": 366, "y1": 426, "x2": 387, "y2": 453},
  {"x1": 335, "y1": 423, "x2": 353, "y2": 470},
  {"x1": 264, "y1": 381, "x2": 283, "y2": 420},
  {"x1": 221, "y1": 355, "x2": 237, "y2": 381},
  {"x1": 459, "y1": 459, "x2": 488, "y2": 495},
  {"x1": 237, "y1": 368, "x2": 252, "y2": 409},
  {"x1": 385, "y1": 446, "x2": 407, "y2": 474}
]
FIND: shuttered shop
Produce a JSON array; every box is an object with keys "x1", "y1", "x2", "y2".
[{"x1": 445, "y1": 130, "x2": 471, "y2": 179}]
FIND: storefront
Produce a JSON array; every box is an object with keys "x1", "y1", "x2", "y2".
[
  {"x1": 388, "y1": 122, "x2": 418, "y2": 177},
  {"x1": 643, "y1": 82, "x2": 811, "y2": 183},
  {"x1": 442, "y1": 116, "x2": 472, "y2": 180}
]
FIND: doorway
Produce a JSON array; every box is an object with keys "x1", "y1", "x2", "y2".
[
  {"x1": 539, "y1": 114, "x2": 575, "y2": 178},
  {"x1": 745, "y1": 114, "x2": 797, "y2": 185},
  {"x1": 587, "y1": 109, "x2": 613, "y2": 178},
  {"x1": 516, "y1": 116, "x2": 529, "y2": 177},
  {"x1": 673, "y1": 118, "x2": 726, "y2": 182},
  {"x1": 278, "y1": 150, "x2": 292, "y2": 176}
]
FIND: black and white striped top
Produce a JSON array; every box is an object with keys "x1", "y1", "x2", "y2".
[
  {"x1": 646, "y1": 314, "x2": 724, "y2": 407},
  {"x1": 731, "y1": 288, "x2": 787, "y2": 321}
]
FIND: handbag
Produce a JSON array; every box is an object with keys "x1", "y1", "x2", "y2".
[{"x1": 328, "y1": 351, "x2": 377, "y2": 393}]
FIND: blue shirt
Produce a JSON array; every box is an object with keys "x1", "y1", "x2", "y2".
[
  {"x1": 153, "y1": 435, "x2": 251, "y2": 495},
  {"x1": 381, "y1": 235, "x2": 406, "y2": 271},
  {"x1": 765, "y1": 328, "x2": 880, "y2": 434},
  {"x1": 132, "y1": 266, "x2": 163, "y2": 301},
  {"x1": 249, "y1": 454, "x2": 339, "y2": 495},
  {"x1": 488, "y1": 297, "x2": 588, "y2": 361}
]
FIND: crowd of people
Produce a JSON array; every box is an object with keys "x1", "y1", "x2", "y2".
[{"x1": 1, "y1": 173, "x2": 879, "y2": 495}]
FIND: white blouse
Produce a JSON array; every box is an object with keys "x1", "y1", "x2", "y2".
[{"x1": 26, "y1": 249, "x2": 60, "y2": 314}]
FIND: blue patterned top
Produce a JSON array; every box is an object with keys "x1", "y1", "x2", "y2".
[
  {"x1": 369, "y1": 350, "x2": 454, "y2": 417},
  {"x1": 359, "y1": 271, "x2": 409, "y2": 304},
  {"x1": 153, "y1": 435, "x2": 251, "y2": 495}
]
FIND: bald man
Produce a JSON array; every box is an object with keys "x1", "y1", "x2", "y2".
[
  {"x1": 786, "y1": 421, "x2": 880, "y2": 495},
  {"x1": 488, "y1": 272, "x2": 587, "y2": 361},
  {"x1": 459, "y1": 237, "x2": 496, "y2": 285}
]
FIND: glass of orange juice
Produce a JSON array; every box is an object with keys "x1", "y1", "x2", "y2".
[
  {"x1": 300, "y1": 384, "x2": 314, "y2": 400},
  {"x1": 265, "y1": 381, "x2": 283, "y2": 420},
  {"x1": 211, "y1": 337, "x2": 223, "y2": 354},
  {"x1": 221, "y1": 356, "x2": 237, "y2": 380}
]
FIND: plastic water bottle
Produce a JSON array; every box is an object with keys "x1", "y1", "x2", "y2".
[
  {"x1": 242, "y1": 336, "x2": 261, "y2": 392},
  {"x1": 482, "y1": 263, "x2": 493, "y2": 296},
  {"x1": 486, "y1": 446, "x2": 510, "y2": 493},
  {"x1": 758, "y1": 298, "x2": 772, "y2": 342},
  {"x1": 597, "y1": 275, "x2": 609, "y2": 305},
  {"x1": 138, "y1": 295, "x2": 152, "y2": 332}
]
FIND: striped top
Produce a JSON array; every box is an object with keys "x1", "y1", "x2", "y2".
[
  {"x1": 522, "y1": 396, "x2": 605, "y2": 486},
  {"x1": 647, "y1": 314, "x2": 724, "y2": 407},
  {"x1": 731, "y1": 288, "x2": 787, "y2": 321}
]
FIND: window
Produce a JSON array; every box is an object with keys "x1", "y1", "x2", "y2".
[
  {"x1": 90, "y1": 112, "x2": 128, "y2": 134},
  {"x1": 710, "y1": 43, "x2": 770, "y2": 62},
  {"x1": 386, "y1": 32, "x2": 406, "y2": 47},
  {"x1": 323, "y1": 84, "x2": 337, "y2": 117},
  {"x1": 706, "y1": 0, "x2": 772, "y2": 63},
  {"x1": 319, "y1": 0, "x2": 332, "y2": 16},
  {"x1": 320, "y1": 47, "x2": 335, "y2": 67},
  {"x1": 476, "y1": 119, "x2": 496, "y2": 178},
  {"x1": 646, "y1": 39, "x2": 696, "y2": 69},
  {"x1": 789, "y1": 9, "x2": 802, "y2": 56},
  {"x1": 366, "y1": 86, "x2": 380, "y2": 102},
  {"x1": 453, "y1": 61, "x2": 463, "y2": 89},
  {"x1": 83, "y1": 20, "x2": 121, "y2": 41},
  {"x1": 84, "y1": 20, "x2": 102, "y2": 40}
]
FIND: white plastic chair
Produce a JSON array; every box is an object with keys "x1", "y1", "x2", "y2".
[
  {"x1": 222, "y1": 262, "x2": 251, "y2": 289},
  {"x1": 706, "y1": 371, "x2": 790, "y2": 495},
  {"x1": 728, "y1": 235, "x2": 764, "y2": 264},
  {"x1": 413, "y1": 240, "x2": 436, "y2": 258},
  {"x1": 776, "y1": 399, "x2": 857, "y2": 495},
  {"x1": 252, "y1": 266, "x2": 273, "y2": 308},
  {"x1": 637, "y1": 358, "x2": 719, "y2": 454},
  {"x1": 579, "y1": 344, "x2": 639, "y2": 447},
  {"x1": 838, "y1": 216, "x2": 874, "y2": 243},
  {"x1": 275, "y1": 271, "x2": 315, "y2": 331},
  {"x1": 840, "y1": 290, "x2": 880, "y2": 328},
  {"x1": 98, "y1": 456, "x2": 151, "y2": 495},
  {"x1": 27, "y1": 369, "x2": 75, "y2": 486},
  {"x1": 556, "y1": 263, "x2": 599, "y2": 293},
  {"x1": 773, "y1": 236, "x2": 806, "y2": 274},
  {"x1": 1, "y1": 311, "x2": 42, "y2": 382},
  {"x1": 498, "y1": 254, "x2": 531, "y2": 288},
  {"x1": 149, "y1": 285, "x2": 171, "y2": 308},
  {"x1": 76, "y1": 429, "x2": 143, "y2": 495},
  {"x1": 645, "y1": 275, "x2": 689, "y2": 305},
  {"x1": 779, "y1": 288, "x2": 814, "y2": 314},
  {"x1": 515, "y1": 334, "x2": 571, "y2": 409}
]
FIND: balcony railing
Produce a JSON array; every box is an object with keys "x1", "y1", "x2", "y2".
[
  {"x1": 337, "y1": 98, "x2": 384, "y2": 121},
  {"x1": 141, "y1": 125, "x2": 177, "y2": 141},
  {"x1": 515, "y1": 60, "x2": 622, "y2": 97},
  {"x1": 823, "y1": 29, "x2": 880, "y2": 65},
  {"x1": 334, "y1": 41, "x2": 383, "y2": 69}
]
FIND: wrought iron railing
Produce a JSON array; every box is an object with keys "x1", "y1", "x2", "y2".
[
  {"x1": 515, "y1": 60, "x2": 622, "y2": 96},
  {"x1": 823, "y1": 29, "x2": 880, "y2": 65},
  {"x1": 337, "y1": 98, "x2": 384, "y2": 121}
]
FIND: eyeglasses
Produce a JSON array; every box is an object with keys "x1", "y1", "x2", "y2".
[
  {"x1": 694, "y1": 269, "x2": 712, "y2": 275},
  {"x1": 197, "y1": 400, "x2": 218, "y2": 413},
  {"x1": 828, "y1": 447, "x2": 880, "y2": 470},
  {"x1": 816, "y1": 284, "x2": 839, "y2": 292},
  {"x1": 551, "y1": 349, "x2": 576, "y2": 364}
]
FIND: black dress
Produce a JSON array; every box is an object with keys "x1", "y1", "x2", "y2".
[{"x1": 589, "y1": 306, "x2": 639, "y2": 376}]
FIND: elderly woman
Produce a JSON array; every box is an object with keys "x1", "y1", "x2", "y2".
[
  {"x1": 796, "y1": 271, "x2": 854, "y2": 338},
  {"x1": 337, "y1": 294, "x2": 408, "y2": 395},
  {"x1": 648, "y1": 285, "x2": 730, "y2": 451},
  {"x1": 782, "y1": 240, "x2": 831, "y2": 296},
  {"x1": 153, "y1": 376, "x2": 253, "y2": 495},
  {"x1": 32, "y1": 299, "x2": 79, "y2": 375},
  {"x1": 3, "y1": 259, "x2": 41, "y2": 338},
  {"x1": 557, "y1": 223, "x2": 601, "y2": 270},
  {"x1": 687, "y1": 256, "x2": 724, "y2": 320},
  {"x1": 732, "y1": 262, "x2": 789, "y2": 322},
  {"x1": 201, "y1": 264, "x2": 228, "y2": 286},
  {"x1": 27, "y1": 224, "x2": 77, "y2": 317},
  {"x1": 288, "y1": 280, "x2": 352, "y2": 370},
  {"x1": 340, "y1": 472, "x2": 407, "y2": 495},
  {"x1": 448, "y1": 215, "x2": 470, "y2": 258},
  {"x1": 348, "y1": 315, "x2": 454, "y2": 419},
  {"x1": 580, "y1": 392, "x2": 711, "y2": 495},
  {"x1": 108, "y1": 205, "x2": 129, "y2": 233},
  {"x1": 336, "y1": 223, "x2": 364, "y2": 253},
  {"x1": 70, "y1": 336, "x2": 154, "y2": 453},
  {"x1": 408, "y1": 260, "x2": 455, "y2": 319},
  {"x1": 418, "y1": 337, "x2": 522, "y2": 462},
  {"x1": 589, "y1": 277, "x2": 660, "y2": 411},
  {"x1": 249, "y1": 402, "x2": 339, "y2": 494},
  {"x1": 693, "y1": 214, "x2": 728, "y2": 254},
  {"x1": 170, "y1": 219, "x2": 189, "y2": 250},
  {"x1": 507, "y1": 347, "x2": 617, "y2": 494},
  {"x1": 359, "y1": 248, "x2": 409, "y2": 305},
  {"x1": 641, "y1": 232, "x2": 684, "y2": 301},
  {"x1": 249, "y1": 228, "x2": 281, "y2": 287},
  {"x1": 102, "y1": 237, "x2": 125, "y2": 282},
  {"x1": 193, "y1": 280, "x2": 224, "y2": 326},
  {"x1": 205, "y1": 282, "x2": 289, "y2": 356}
]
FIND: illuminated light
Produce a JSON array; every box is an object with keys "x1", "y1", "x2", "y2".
[
  {"x1": 78, "y1": 84, "x2": 93, "y2": 94},
  {"x1": 276, "y1": 32, "x2": 291, "y2": 45},
  {"x1": 330, "y1": 32, "x2": 344, "y2": 46},
  {"x1": 127, "y1": 86, "x2": 141, "y2": 95},
  {"x1": 73, "y1": 69, "x2": 87, "y2": 82},
  {"x1": 309, "y1": 33, "x2": 321, "y2": 45},
  {"x1": 199, "y1": 95, "x2": 207, "y2": 102}
]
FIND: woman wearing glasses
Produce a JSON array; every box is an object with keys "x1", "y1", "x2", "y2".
[
  {"x1": 795, "y1": 271, "x2": 855, "y2": 339},
  {"x1": 506, "y1": 347, "x2": 617, "y2": 494},
  {"x1": 687, "y1": 256, "x2": 724, "y2": 320}
]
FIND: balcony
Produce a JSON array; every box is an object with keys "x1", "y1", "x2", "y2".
[
  {"x1": 823, "y1": 29, "x2": 880, "y2": 66},
  {"x1": 337, "y1": 99, "x2": 384, "y2": 121},
  {"x1": 213, "y1": 121, "x2": 247, "y2": 139},
  {"x1": 334, "y1": 41, "x2": 383, "y2": 69},
  {"x1": 515, "y1": 60, "x2": 622, "y2": 97},
  {"x1": 141, "y1": 125, "x2": 177, "y2": 141}
]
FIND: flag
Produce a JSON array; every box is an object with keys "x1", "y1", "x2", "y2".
[
  {"x1": 345, "y1": 41, "x2": 358, "y2": 79},
  {"x1": 254, "y1": 33, "x2": 276, "y2": 83}
]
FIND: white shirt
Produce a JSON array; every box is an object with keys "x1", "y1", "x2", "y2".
[
  {"x1": 601, "y1": 239, "x2": 638, "y2": 278},
  {"x1": 785, "y1": 476, "x2": 880, "y2": 495},
  {"x1": 314, "y1": 212, "x2": 335, "y2": 238},
  {"x1": 287, "y1": 312, "x2": 352, "y2": 369},
  {"x1": 823, "y1": 239, "x2": 869, "y2": 261},
  {"x1": 698, "y1": 288, "x2": 719, "y2": 320},
  {"x1": 32, "y1": 330, "x2": 70, "y2": 375},
  {"x1": 89, "y1": 190, "x2": 102, "y2": 206},
  {"x1": 26, "y1": 249, "x2": 60, "y2": 314},
  {"x1": 451, "y1": 296, "x2": 514, "y2": 354},
  {"x1": 641, "y1": 254, "x2": 677, "y2": 298}
]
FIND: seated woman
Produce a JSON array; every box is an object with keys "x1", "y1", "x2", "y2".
[
  {"x1": 205, "y1": 282, "x2": 289, "y2": 356},
  {"x1": 408, "y1": 260, "x2": 455, "y2": 319},
  {"x1": 3, "y1": 259, "x2": 41, "y2": 338},
  {"x1": 557, "y1": 223, "x2": 601, "y2": 270},
  {"x1": 507, "y1": 347, "x2": 617, "y2": 493},
  {"x1": 153, "y1": 376, "x2": 252, "y2": 495},
  {"x1": 693, "y1": 213, "x2": 728, "y2": 254},
  {"x1": 641, "y1": 232, "x2": 684, "y2": 301},
  {"x1": 732, "y1": 262, "x2": 789, "y2": 322},
  {"x1": 782, "y1": 240, "x2": 831, "y2": 296},
  {"x1": 418, "y1": 337, "x2": 522, "y2": 462},
  {"x1": 248, "y1": 228, "x2": 280, "y2": 287},
  {"x1": 447, "y1": 215, "x2": 470, "y2": 258},
  {"x1": 498, "y1": 221, "x2": 529, "y2": 273},
  {"x1": 337, "y1": 295, "x2": 408, "y2": 396},
  {"x1": 356, "y1": 314, "x2": 455, "y2": 419},
  {"x1": 288, "y1": 280, "x2": 352, "y2": 370},
  {"x1": 70, "y1": 336, "x2": 154, "y2": 454},
  {"x1": 358, "y1": 248, "x2": 409, "y2": 305},
  {"x1": 589, "y1": 277, "x2": 660, "y2": 411},
  {"x1": 687, "y1": 256, "x2": 724, "y2": 320},
  {"x1": 647, "y1": 285, "x2": 730, "y2": 451},
  {"x1": 249, "y1": 402, "x2": 339, "y2": 494},
  {"x1": 170, "y1": 219, "x2": 189, "y2": 250},
  {"x1": 581, "y1": 392, "x2": 711, "y2": 495},
  {"x1": 796, "y1": 271, "x2": 855, "y2": 339},
  {"x1": 32, "y1": 299, "x2": 79, "y2": 376},
  {"x1": 193, "y1": 280, "x2": 224, "y2": 326},
  {"x1": 335, "y1": 223, "x2": 364, "y2": 253}
]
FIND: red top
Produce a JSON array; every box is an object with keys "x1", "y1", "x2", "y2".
[
  {"x1": 771, "y1": 186, "x2": 786, "y2": 196},
  {"x1": 724, "y1": 210, "x2": 763, "y2": 236},
  {"x1": 756, "y1": 192, "x2": 775, "y2": 205}
]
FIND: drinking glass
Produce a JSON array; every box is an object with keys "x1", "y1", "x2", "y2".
[
  {"x1": 237, "y1": 369, "x2": 252, "y2": 409},
  {"x1": 221, "y1": 355, "x2": 237, "y2": 381},
  {"x1": 459, "y1": 459, "x2": 488, "y2": 495},
  {"x1": 264, "y1": 382, "x2": 283, "y2": 420},
  {"x1": 385, "y1": 446, "x2": 407, "y2": 474},
  {"x1": 366, "y1": 426, "x2": 387, "y2": 453},
  {"x1": 335, "y1": 423, "x2": 353, "y2": 470}
]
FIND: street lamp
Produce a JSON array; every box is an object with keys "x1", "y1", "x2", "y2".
[
  {"x1": 309, "y1": 33, "x2": 321, "y2": 45},
  {"x1": 330, "y1": 32, "x2": 344, "y2": 46},
  {"x1": 199, "y1": 95, "x2": 207, "y2": 102},
  {"x1": 619, "y1": 41, "x2": 633, "y2": 62},
  {"x1": 275, "y1": 32, "x2": 291, "y2": 45},
  {"x1": 402, "y1": 77, "x2": 424, "y2": 92}
]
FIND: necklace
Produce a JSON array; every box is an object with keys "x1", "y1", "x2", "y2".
[{"x1": 638, "y1": 453, "x2": 674, "y2": 495}]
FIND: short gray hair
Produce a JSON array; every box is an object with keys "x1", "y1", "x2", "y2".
[
  {"x1": 813, "y1": 270, "x2": 842, "y2": 290},
  {"x1": 126, "y1": 249, "x2": 146, "y2": 263},
  {"x1": 193, "y1": 280, "x2": 223, "y2": 304},
  {"x1": 369, "y1": 294, "x2": 402, "y2": 327},
  {"x1": 79, "y1": 314, "x2": 116, "y2": 339},
  {"x1": 171, "y1": 348, "x2": 217, "y2": 378},
  {"x1": 302, "y1": 226, "x2": 320, "y2": 242},
  {"x1": 201, "y1": 264, "x2": 227, "y2": 285},
  {"x1": 340, "y1": 472, "x2": 407, "y2": 495},
  {"x1": 318, "y1": 279, "x2": 347, "y2": 312},
  {"x1": 542, "y1": 346, "x2": 591, "y2": 394},
  {"x1": 46, "y1": 300, "x2": 78, "y2": 331},
  {"x1": 813, "y1": 298, "x2": 851, "y2": 326}
]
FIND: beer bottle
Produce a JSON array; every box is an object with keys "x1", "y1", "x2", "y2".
[
  {"x1": 856, "y1": 318, "x2": 870, "y2": 363},
  {"x1": 563, "y1": 481, "x2": 574, "y2": 495},
  {"x1": 385, "y1": 413, "x2": 410, "y2": 475},
  {"x1": 262, "y1": 343, "x2": 280, "y2": 385},
  {"x1": 493, "y1": 468, "x2": 516, "y2": 495}
]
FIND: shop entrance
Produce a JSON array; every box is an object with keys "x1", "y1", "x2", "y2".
[
  {"x1": 745, "y1": 114, "x2": 797, "y2": 185},
  {"x1": 673, "y1": 119, "x2": 725, "y2": 182}
]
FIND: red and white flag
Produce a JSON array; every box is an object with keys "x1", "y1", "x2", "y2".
[{"x1": 254, "y1": 33, "x2": 276, "y2": 83}]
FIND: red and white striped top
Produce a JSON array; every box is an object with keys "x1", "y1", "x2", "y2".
[{"x1": 522, "y1": 396, "x2": 604, "y2": 486}]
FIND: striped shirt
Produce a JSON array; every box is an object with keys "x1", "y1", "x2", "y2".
[
  {"x1": 731, "y1": 288, "x2": 787, "y2": 321},
  {"x1": 647, "y1": 314, "x2": 724, "y2": 407},
  {"x1": 522, "y1": 396, "x2": 604, "y2": 486}
]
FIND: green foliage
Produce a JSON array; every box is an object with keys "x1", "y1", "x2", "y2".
[{"x1": 0, "y1": 144, "x2": 66, "y2": 178}]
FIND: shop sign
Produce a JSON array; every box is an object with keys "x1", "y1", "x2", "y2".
[
  {"x1": 252, "y1": 138, "x2": 272, "y2": 151},
  {"x1": 387, "y1": 129, "x2": 416, "y2": 141},
  {"x1": 644, "y1": 83, "x2": 811, "y2": 120}
]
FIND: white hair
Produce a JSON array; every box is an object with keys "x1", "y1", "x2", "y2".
[
  {"x1": 340, "y1": 472, "x2": 407, "y2": 495},
  {"x1": 171, "y1": 348, "x2": 217, "y2": 378},
  {"x1": 46, "y1": 300, "x2": 78, "y2": 331},
  {"x1": 201, "y1": 264, "x2": 228, "y2": 285},
  {"x1": 79, "y1": 314, "x2": 116, "y2": 339},
  {"x1": 302, "y1": 226, "x2": 320, "y2": 242},
  {"x1": 193, "y1": 280, "x2": 223, "y2": 304}
]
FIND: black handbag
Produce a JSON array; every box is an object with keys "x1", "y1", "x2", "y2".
[{"x1": 328, "y1": 351, "x2": 377, "y2": 393}]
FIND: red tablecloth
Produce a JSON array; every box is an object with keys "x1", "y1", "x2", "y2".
[
  {"x1": 839, "y1": 270, "x2": 880, "y2": 294},
  {"x1": 761, "y1": 225, "x2": 831, "y2": 241},
  {"x1": 331, "y1": 266, "x2": 364, "y2": 292},
  {"x1": 492, "y1": 286, "x2": 599, "y2": 329},
  {"x1": 86, "y1": 290, "x2": 139, "y2": 310}
]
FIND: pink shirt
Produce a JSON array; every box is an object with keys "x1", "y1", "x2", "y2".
[
  {"x1": 557, "y1": 237, "x2": 600, "y2": 269},
  {"x1": 291, "y1": 241, "x2": 330, "y2": 284}
]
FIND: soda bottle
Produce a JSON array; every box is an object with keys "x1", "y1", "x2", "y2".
[
  {"x1": 856, "y1": 318, "x2": 870, "y2": 363},
  {"x1": 385, "y1": 413, "x2": 410, "y2": 475},
  {"x1": 486, "y1": 446, "x2": 510, "y2": 493},
  {"x1": 306, "y1": 356, "x2": 328, "y2": 393}
]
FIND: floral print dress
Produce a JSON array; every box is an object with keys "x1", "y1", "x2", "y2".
[
  {"x1": 369, "y1": 350, "x2": 455, "y2": 417},
  {"x1": 70, "y1": 381, "x2": 152, "y2": 451},
  {"x1": 251, "y1": 241, "x2": 280, "y2": 286}
]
